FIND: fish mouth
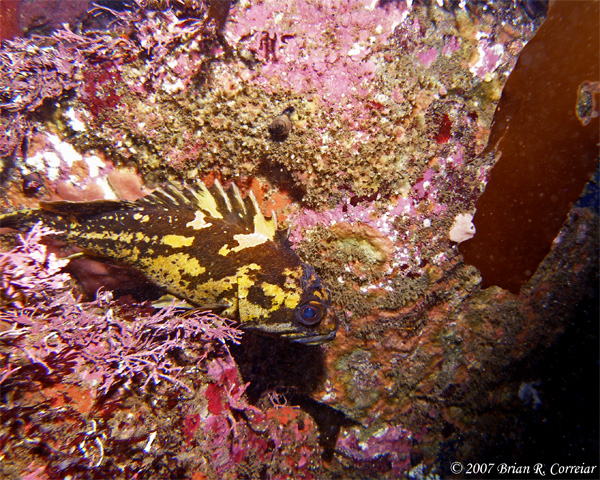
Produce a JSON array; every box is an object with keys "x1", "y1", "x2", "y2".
[
  {"x1": 291, "y1": 328, "x2": 338, "y2": 345},
  {"x1": 244, "y1": 324, "x2": 337, "y2": 344},
  {"x1": 283, "y1": 318, "x2": 339, "y2": 345}
]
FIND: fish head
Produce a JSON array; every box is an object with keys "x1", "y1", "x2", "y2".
[{"x1": 237, "y1": 263, "x2": 338, "y2": 345}]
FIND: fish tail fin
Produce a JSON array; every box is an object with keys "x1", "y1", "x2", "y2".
[{"x1": 0, "y1": 209, "x2": 58, "y2": 233}]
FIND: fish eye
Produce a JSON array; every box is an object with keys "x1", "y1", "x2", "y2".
[{"x1": 296, "y1": 302, "x2": 324, "y2": 326}]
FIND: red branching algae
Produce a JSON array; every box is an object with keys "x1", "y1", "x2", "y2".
[
  {"x1": 206, "y1": 382, "x2": 226, "y2": 415},
  {"x1": 81, "y1": 65, "x2": 123, "y2": 118},
  {"x1": 434, "y1": 113, "x2": 452, "y2": 144}
]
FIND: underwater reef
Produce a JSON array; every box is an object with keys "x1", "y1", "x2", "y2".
[{"x1": 0, "y1": 0, "x2": 598, "y2": 478}]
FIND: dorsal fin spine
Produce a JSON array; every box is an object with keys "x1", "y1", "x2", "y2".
[
  {"x1": 192, "y1": 181, "x2": 223, "y2": 219},
  {"x1": 157, "y1": 188, "x2": 179, "y2": 205},
  {"x1": 248, "y1": 191, "x2": 276, "y2": 239},
  {"x1": 230, "y1": 184, "x2": 246, "y2": 216},
  {"x1": 133, "y1": 180, "x2": 275, "y2": 235},
  {"x1": 213, "y1": 179, "x2": 232, "y2": 212},
  {"x1": 271, "y1": 210, "x2": 278, "y2": 230}
]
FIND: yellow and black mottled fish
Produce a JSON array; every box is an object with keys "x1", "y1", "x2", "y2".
[{"x1": 0, "y1": 180, "x2": 337, "y2": 344}]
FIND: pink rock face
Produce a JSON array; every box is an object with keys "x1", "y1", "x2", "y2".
[
  {"x1": 228, "y1": 0, "x2": 408, "y2": 109},
  {"x1": 337, "y1": 425, "x2": 413, "y2": 475},
  {"x1": 416, "y1": 46, "x2": 438, "y2": 68},
  {"x1": 469, "y1": 40, "x2": 504, "y2": 78},
  {"x1": 441, "y1": 36, "x2": 460, "y2": 56},
  {"x1": 107, "y1": 169, "x2": 150, "y2": 201}
]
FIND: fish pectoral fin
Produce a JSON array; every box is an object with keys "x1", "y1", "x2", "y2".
[
  {"x1": 64, "y1": 251, "x2": 86, "y2": 260},
  {"x1": 151, "y1": 294, "x2": 231, "y2": 314},
  {"x1": 151, "y1": 294, "x2": 196, "y2": 309},
  {"x1": 180, "y1": 303, "x2": 232, "y2": 318},
  {"x1": 39, "y1": 199, "x2": 135, "y2": 218}
]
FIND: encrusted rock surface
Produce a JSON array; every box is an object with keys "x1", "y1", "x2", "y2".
[{"x1": 1, "y1": 1, "x2": 597, "y2": 478}]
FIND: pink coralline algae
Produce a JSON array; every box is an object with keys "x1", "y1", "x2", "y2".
[
  {"x1": 0, "y1": 223, "x2": 242, "y2": 394},
  {"x1": 0, "y1": 221, "x2": 323, "y2": 478},
  {"x1": 0, "y1": 37, "x2": 80, "y2": 157},
  {"x1": 416, "y1": 46, "x2": 438, "y2": 68},
  {"x1": 182, "y1": 357, "x2": 323, "y2": 479},
  {"x1": 228, "y1": 0, "x2": 408, "y2": 108},
  {"x1": 289, "y1": 199, "x2": 378, "y2": 243},
  {"x1": 337, "y1": 425, "x2": 413, "y2": 475},
  {"x1": 469, "y1": 38, "x2": 505, "y2": 79},
  {"x1": 441, "y1": 35, "x2": 461, "y2": 56},
  {"x1": 0, "y1": 11, "x2": 139, "y2": 159},
  {"x1": 0, "y1": 223, "x2": 70, "y2": 308}
]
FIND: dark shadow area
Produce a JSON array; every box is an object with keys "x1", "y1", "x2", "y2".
[
  {"x1": 439, "y1": 282, "x2": 599, "y2": 479},
  {"x1": 255, "y1": 158, "x2": 308, "y2": 204},
  {"x1": 65, "y1": 257, "x2": 164, "y2": 302},
  {"x1": 231, "y1": 331, "x2": 358, "y2": 458},
  {"x1": 230, "y1": 332, "x2": 327, "y2": 401},
  {"x1": 289, "y1": 393, "x2": 359, "y2": 461},
  {"x1": 491, "y1": 297, "x2": 598, "y2": 478}
]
